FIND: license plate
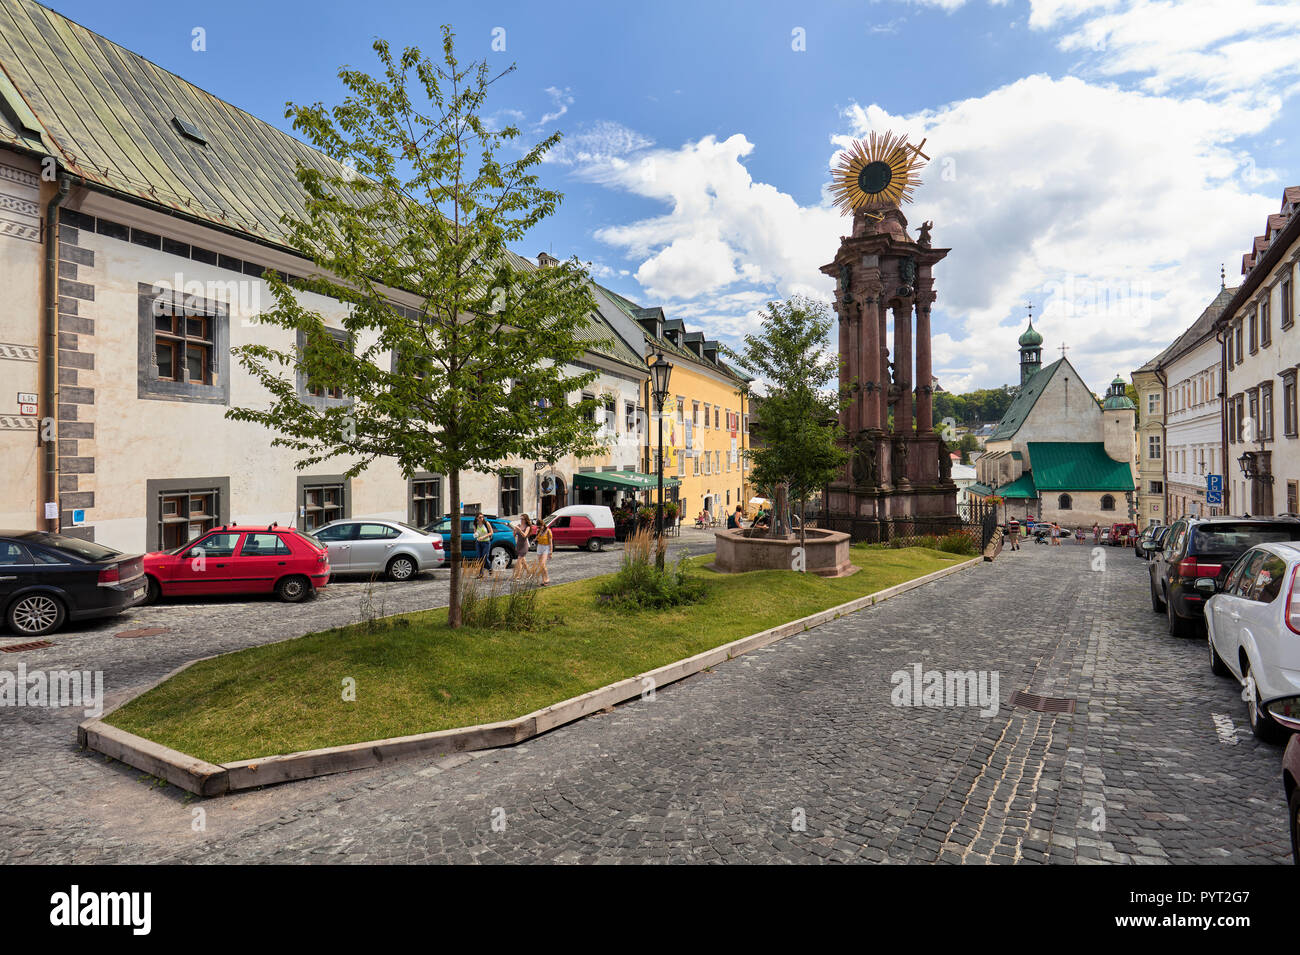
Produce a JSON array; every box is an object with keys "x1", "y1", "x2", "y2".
[{"x1": 132, "y1": 587, "x2": 146, "y2": 599}]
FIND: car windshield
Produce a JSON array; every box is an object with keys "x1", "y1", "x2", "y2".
[
  {"x1": 23, "y1": 533, "x2": 122, "y2": 562},
  {"x1": 1191, "y1": 523, "x2": 1300, "y2": 553},
  {"x1": 396, "y1": 521, "x2": 430, "y2": 536}
]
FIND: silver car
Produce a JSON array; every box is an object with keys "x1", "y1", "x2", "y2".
[{"x1": 310, "y1": 520, "x2": 443, "y2": 581}]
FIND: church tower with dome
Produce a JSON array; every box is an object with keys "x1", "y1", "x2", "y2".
[{"x1": 1019, "y1": 316, "x2": 1043, "y2": 384}]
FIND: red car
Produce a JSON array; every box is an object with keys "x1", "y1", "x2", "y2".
[{"x1": 143, "y1": 524, "x2": 330, "y2": 603}]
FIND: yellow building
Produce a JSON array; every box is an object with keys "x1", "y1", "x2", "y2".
[{"x1": 592, "y1": 286, "x2": 752, "y2": 523}]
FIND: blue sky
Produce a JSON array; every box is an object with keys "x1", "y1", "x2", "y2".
[{"x1": 45, "y1": 0, "x2": 1300, "y2": 394}]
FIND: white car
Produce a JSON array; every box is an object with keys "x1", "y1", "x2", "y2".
[
  {"x1": 310, "y1": 519, "x2": 443, "y2": 581},
  {"x1": 1204, "y1": 541, "x2": 1300, "y2": 742}
]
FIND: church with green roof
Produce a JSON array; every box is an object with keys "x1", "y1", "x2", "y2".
[{"x1": 969, "y1": 318, "x2": 1138, "y2": 527}]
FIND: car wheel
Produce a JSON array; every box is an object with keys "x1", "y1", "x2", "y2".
[
  {"x1": 586, "y1": 538, "x2": 602, "y2": 553},
  {"x1": 1243, "y1": 663, "x2": 1285, "y2": 743},
  {"x1": 144, "y1": 575, "x2": 162, "y2": 605},
  {"x1": 7, "y1": 592, "x2": 66, "y2": 637},
  {"x1": 1208, "y1": 631, "x2": 1231, "y2": 677},
  {"x1": 489, "y1": 545, "x2": 513, "y2": 570},
  {"x1": 1166, "y1": 592, "x2": 1192, "y2": 637},
  {"x1": 276, "y1": 575, "x2": 311, "y2": 603},
  {"x1": 1290, "y1": 786, "x2": 1300, "y2": 866},
  {"x1": 1150, "y1": 577, "x2": 1166, "y2": 614},
  {"x1": 386, "y1": 555, "x2": 417, "y2": 582}
]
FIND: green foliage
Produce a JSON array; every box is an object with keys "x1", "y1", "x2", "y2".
[
  {"x1": 734, "y1": 297, "x2": 848, "y2": 520},
  {"x1": 934, "y1": 386, "x2": 1017, "y2": 428},
  {"x1": 224, "y1": 30, "x2": 605, "y2": 626},
  {"x1": 458, "y1": 562, "x2": 555, "y2": 630},
  {"x1": 595, "y1": 529, "x2": 707, "y2": 611}
]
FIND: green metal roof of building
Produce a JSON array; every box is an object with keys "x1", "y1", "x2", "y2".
[
  {"x1": 967, "y1": 482, "x2": 995, "y2": 497},
  {"x1": 1026, "y1": 442, "x2": 1134, "y2": 492},
  {"x1": 986, "y1": 358, "x2": 1064, "y2": 441},
  {"x1": 573, "y1": 470, "x2": 680, "y2": 491},
  {"x1": 997, "y1": 472, "x2": 1038, "y2": 499},
  {"x1": 1018, "y1": 321, "x2": 1043, "y2": 347}
]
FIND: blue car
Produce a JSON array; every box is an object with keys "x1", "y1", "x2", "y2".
[{"x1": 423, "y1": 515, "x2": 518, "y2": 569}]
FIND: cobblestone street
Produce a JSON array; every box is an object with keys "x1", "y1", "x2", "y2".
[{"x1": 1, "y1": 540, "x2": 1291, "y2": 864}]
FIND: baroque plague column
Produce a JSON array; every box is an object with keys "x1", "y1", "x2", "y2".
[{"x1": 821, "y1": 132, "x2": 957, "y2": 541}]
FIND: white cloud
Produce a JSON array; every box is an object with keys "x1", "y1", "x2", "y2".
[
  {"x1": 546, "y1": 120, "x2": 653, "y2": 166},
  {"x1": 538, "y1": 86, "x2": 574, "y2": 127},
  {"x1": 843, "y1": 73, "x2": 1282, "y2": 390}
]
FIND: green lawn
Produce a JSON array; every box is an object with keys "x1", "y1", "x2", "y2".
[{"x1": 107, "y1": 546, "x2": 968, "y2": 764}]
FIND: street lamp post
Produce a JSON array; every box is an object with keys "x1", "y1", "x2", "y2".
[{"x1": 650, "y1": 350, "x2": 673, "y2": 571}]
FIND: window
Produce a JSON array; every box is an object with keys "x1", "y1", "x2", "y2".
[
  {"x1": 1249, "y1": 308, "x2": 1258, "y2": 353},
  {"x1": 240, "y1": 533, "x2": 291, "y2": 556},
  {"x1": 1284, "y1": 372, "x2": 1297, "y2": 437},
  {"x1": 298, "y1": 327, "x2": 350, "y2": 404},
  {"x1": 692, "y1": 453, "x2": 700, "y2": 476},
  {"x1": 604, "y1": 398, "x2": 617, "y2": 432},
  {"x1": 500, "y1": 471, "x2": 521, "y2": 516},
  {"x1": 139, "y1": 283, "x2": 229, "y2": 404},
  {"x1": 625, "y1": 402, "x2": 638, "y2": 434},
  {"x1": 1262, "y1": 382, "x2": 1274, "y2": 439},
  {"x1": 194, "y1": 532, "x2": 240, "y2": 558},
  {"x1": 1100, "y1": 494, "x2": 1116, "y2": 511},
  {"x1": 1261, "y1": 299, "x2": 1272, "y2": 347},
  {"x1": 1147, "y1": 435, "x2": 1161, "y2": 459},
  {"x1": 157, "y1": 487, "x2": 220, "y2": 550},
  {"x1": 1249, "y1": 389, "x2": 1260, "y2": 439},
  {"x1": 675, "y1": 396, "x2": 685, "y2": 426},
  {"x1": 410, "y1": 476, "x2": 442, "y2": 526},
  {"x1": 692, "y1": 401, "x2": 700, "y2": 426},
  {"x1": 1149, "y1": 480, "x2": 1163, "y2": 494},
  {"x1": 358, "y1": 523, "x2": 401, "y2": 540},
  {"x1": 1283, "y1": 275, "x2": 1294, "y2": 330},
  {"x1": 677, "y1": 452, "x2": 685, "y2": 477},
  {"x1": 1234, "y1": 322, "x2": 1243, "y2": 362},
  {"x1": 1289, "y1": 480, "x2": 1299, "y2": 514},
  {"x1": 1147, "y1": 392, "x2": 1160, "y2": 415},
  {"x1": 1058, "y1": 494, "x2": 1072, "y2": 510},
  {"x1": 300, "y1": 480, "x2": 347, "y2": 531},
  {"x1": 714, "y1": 407, "x2": 720, "y2": 429}
]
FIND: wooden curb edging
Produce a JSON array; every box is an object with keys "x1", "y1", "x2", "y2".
[{"x1": 79, "y1": 555, "x2": 983, "y2": 796}]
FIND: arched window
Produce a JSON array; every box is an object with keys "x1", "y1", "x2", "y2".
[
  {"x1": 1100, "y1": 494, "x2": 1116, "y2": 511},
  {"x1": 1058, "y1": 494, "x2": 1072, "y2": 510}
]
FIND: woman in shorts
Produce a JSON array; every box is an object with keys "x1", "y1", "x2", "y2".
[{"x1": 535, "y1": 520, "x2": 553, "y2": 585}]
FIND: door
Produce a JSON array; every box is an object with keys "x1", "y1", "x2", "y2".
[
  {"x1": 352, "y1": 523, "x2": 402, "y2": 573},
  {"x1": 313, "y1": 522, "x2": 356, "y2": 571},
  {"x1": 0, "y1": 540, "x2": 37, "y2": 608},
  {"x1": 547, "y1": 515, "x2": 575, "y2": 546},
  {"x1": 171, "y1": 531, "x2": 243, "y2": 595},
  {"x1": 1238, "y1": 550, "x2": 1287, "y2": 676},
  {"x1": 1211, "y1": 549, "x2": 1253, "y2": 668},
  {"x1": 571, "y1": 516, "x2": 595, "y2": 545},
  {"x1": 234, "y1": 532, "x2": 294, "y2": 594}
]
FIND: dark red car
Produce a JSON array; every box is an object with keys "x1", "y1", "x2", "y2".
[
  {"x1": 1285, "y1": 733, "x2": 1300, "y2": 865},
  {"x1": 143, "y1": 524, "x2": 330, "y2": 603}
]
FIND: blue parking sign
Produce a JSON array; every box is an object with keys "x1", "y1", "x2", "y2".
[
  {"x1": 1207, "y1": 474, "x2": 1223, "y2": 493},
  {"x1": 1206, "y1": 490, "x2": 1223, "y2": 505}
]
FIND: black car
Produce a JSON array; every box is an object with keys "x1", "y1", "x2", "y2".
[
  {"x1": 0, "y1": 531, "x2": 147, "y2": 637},
  {"x1": 1135, "y1": 524, "x2": 1168, "y2": 560},
  {"x1": 1147, "y1": 516, "x2": 1300, "y2": 637}
]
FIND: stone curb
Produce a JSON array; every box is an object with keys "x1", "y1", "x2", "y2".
[{"x1": 79, "y1": 555, "x2": 983, "y2": 796}]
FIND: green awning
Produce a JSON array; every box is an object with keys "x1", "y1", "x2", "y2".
[{"x1": 573, "y1": 470, "x2": 680, "y2": 491}]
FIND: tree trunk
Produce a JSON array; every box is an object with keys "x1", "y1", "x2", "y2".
[
  {"x1": 448, "y1": 469, "x2": 462, "y2": 628},
  {"x1": 773, "y1": 482, "x2": 790, "y2": 539},
  {"x1": 799, "y1": 495, "x2": 807, "y2": 563}
]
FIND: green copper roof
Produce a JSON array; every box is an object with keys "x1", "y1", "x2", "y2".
[
  {"x1": 997, "y1": 472, "x2": 1038, "y2": 499},
  {"x1": 1027, "y1": 442, "x2": 1134, "y2": 492},
  {"x1": 967, "y1": 482, "x2": 995, "y2": 497},
  {"x1": 986, "y1": 358, "x2": 1064, "y2": 441},
  {"x1": 1101, "y1": 393, "x2": 1137, "y2": 410},
  {"x1": 1018, "y1": 321, "x2": 1043, "y2": 347}
]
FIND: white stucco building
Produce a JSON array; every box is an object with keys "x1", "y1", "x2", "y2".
[{"x1": 1220, "y1": 187, "x2": 1300, "y2": 515}]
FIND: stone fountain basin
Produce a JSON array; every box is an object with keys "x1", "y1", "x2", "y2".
[{"x1": 711, "y1": 526, "x2": 856, "y2": 578}]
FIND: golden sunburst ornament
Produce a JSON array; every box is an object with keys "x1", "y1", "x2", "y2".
[{"x1": 829, "y1": 131, "x2": 929, "y2": 217}]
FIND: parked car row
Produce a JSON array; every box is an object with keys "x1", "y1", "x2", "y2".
[
  {"x1": 0, "y1": 505, "x2": 623, "y2": 639},
  {"x1": 1143, "y1": 514, "x2": 1300, "y2": 862}
]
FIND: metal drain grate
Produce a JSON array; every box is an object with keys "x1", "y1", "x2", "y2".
[
  {"x1": 115, "y1": 627, "x2": 169, "y2": 639},
  {"x1": 1, "y1": 640, "x2": 54, "y2": 653},
  {"x1": 1008, "y1": 690, "x2": 1076, "y2": 714}
]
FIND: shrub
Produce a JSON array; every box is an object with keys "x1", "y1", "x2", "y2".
[
  {"x1": 935, "y1": 532, "x2": 978, "y2": 555},
  {"x1": 595, "y1": 528, "x2": 708, "y2": 611},
  {"x1": 458, "y1": 559, "x2": 556, "y2": 630}
]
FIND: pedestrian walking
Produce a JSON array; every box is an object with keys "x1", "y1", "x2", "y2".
[
  {"x1": 534, "y1": 520, "x2": 553, "y2": 585},
  {"x1": 1092, "y1": 522, "x2": 1100, "y2": 544},
  {"x1": 511, "y1": 514, "x2": 534, "y2": 581},
  {"x1": 1007, "y1": 518, "x2": 1020, "y2": 550},
  {"x1": 1050, "y1": 523, "x2": 1061, "y2": 546},
  {"x1": 472, "y1": 513, "x2": 493, "y2": 578}
]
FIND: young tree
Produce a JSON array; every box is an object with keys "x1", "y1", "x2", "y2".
[
  {"x1": 227, "y1": 31, "x2": 604, "y2": 627},
  {"x1": 735, "y1": 297, "x2": 848, "y2": 557}
]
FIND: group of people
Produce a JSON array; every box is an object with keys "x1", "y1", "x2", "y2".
[{"x1": 470, "y1": 512, "x2": 553, "y2": 585}]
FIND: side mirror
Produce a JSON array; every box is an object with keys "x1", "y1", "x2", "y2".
[{"x1": 1194, "y1": 576, "x2": 1218, "y2": 595}]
